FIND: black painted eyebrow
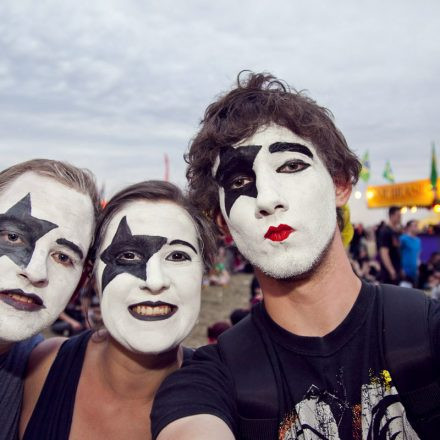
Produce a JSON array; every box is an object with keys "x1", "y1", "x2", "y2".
[
  {"x1": 169, "y1": 239, "x2": 198, "y2": 255},
  {"x1": 268, "y1": 142, "x2": 314, "y2": 159},
  {"x1": 56, "y1": 238, "x2": 84, "y2": 259}
]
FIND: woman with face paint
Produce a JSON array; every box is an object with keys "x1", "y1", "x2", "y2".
[{"x1": 19, "y1": 181, "x2": 216, "y2": 440}]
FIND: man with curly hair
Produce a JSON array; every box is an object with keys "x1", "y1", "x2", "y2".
[{"x1": 151, "y1": 73, "x2": 437, "y2": 439}]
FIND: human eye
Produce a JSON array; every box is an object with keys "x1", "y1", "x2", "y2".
[
  {"x1": 52, "y1": 252, "x2": 73, "y2": 267},
  {"x1": 116, "y1": 251, "x2": 143, "y2": 263},
  {"x1": 229, "y1": 175, "x2": 253, "y2": 190},
  {"x1": 165, "y1": 251, "x2": 191, "y2": 262},
  {"x1": 0, "y1": 230, "x2": 25, "y2": 245},
  {"x1": 277, "y1": 160, "x2": 310, "y2": 173}
]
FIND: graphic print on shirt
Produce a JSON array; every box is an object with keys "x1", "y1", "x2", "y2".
[{"x1": 278, "y1": 370, "x2": 418, "y2": 440}]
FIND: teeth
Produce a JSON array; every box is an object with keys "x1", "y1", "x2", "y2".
[
  {"x1": 8, "y1": 293, "x2": 35, "y2": 304},
  {"x1": 133, "y1": 305, "x2": 172, "y2": 316}
]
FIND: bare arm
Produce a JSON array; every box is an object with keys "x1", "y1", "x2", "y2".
[
  {"x1": 157, "y1": 415, "x2": 235, "y2": 440},
  {"x1": 379, "y1": 247, "x2": 396, "y2": 279}
]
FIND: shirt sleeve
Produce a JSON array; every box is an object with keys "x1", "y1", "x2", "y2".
[
  {"x1": 429, "y1": 297, "x2": 440, "y2": 369},
  {"x1": 151, "y1": 343, "x2": 238, "y2": 439}
]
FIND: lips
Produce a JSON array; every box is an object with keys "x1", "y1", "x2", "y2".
[
  {"x1": 264, "y1": 224, "x2": 294, "y2": 242},
  {"x1": 0, "y1": 289, "x2": 45, "y2": 312},
  {"x1": 128, "y1": 300, "x2": 178, "y2": 321}
]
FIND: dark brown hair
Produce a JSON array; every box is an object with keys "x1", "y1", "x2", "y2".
[
  {"x1": 0, "y1": 158, "x2": 100, "y2": 222},
  {"x1": 185, "y1": 71, "x2": 361, "y2": 229},
  {"x1": 92, "y1": 180, "x2": 217, "y2": 269}
]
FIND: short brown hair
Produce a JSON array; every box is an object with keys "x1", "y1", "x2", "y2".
[
  {"x1": 92, "y1": 180, "x2": 217, "y2": 269},
  {"x1": 186, "y1": 71, "x2": 361, "y2": 228},
  {"x1": 0, "y1": 158, "x2": 100, "y2": 222}
]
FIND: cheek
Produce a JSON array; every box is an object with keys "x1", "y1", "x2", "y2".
[
  {"x1": 226, "y1": 197, "x2": 255, "y2": 232},
  {"x1": 47, "y1": 264, "x2": 83, "y2": 298}
]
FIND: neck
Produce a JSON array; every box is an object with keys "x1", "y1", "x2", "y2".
[
  {"x1": 95, "y1": 332, "x2": 181, "y2": 401},
  {"x1": 257, "y1": 231, "x2": 361, "y2": 337}
]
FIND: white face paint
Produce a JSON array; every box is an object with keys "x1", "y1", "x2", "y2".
[
  {"x1": 213, "y1": 124, "x2": 337, "y2": 279},
  {"x1": 0, "y1": 172, "x2": 95, "y2": 342},
  {"x1": 96, "y1": 200, "x2": 203, "y2": 354}
]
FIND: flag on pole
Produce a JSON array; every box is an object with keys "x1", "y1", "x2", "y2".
[
  {"x1": 359, "y1": 151, "x2": 371, "y2": 182},
  {"x1": 431, "y1": 142, "x2": 438, "y2": 190},
  {"x1": 164, "y1": 153, "x2": 170, "y2": 182},
  {"x1": 383, "y1": 160, "x2": 395, "y2": 183}
]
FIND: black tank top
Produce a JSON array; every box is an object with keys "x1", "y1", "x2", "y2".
[
  {"x1": 23, "y1": 331, "x2": 194, "y2": 439},
  {"x1": 23, "y1": 330, "x2": 92, "y2": 440}
]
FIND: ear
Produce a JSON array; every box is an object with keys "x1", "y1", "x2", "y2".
[
  {"x1": 215, "y1": 210, "x2": 230, "y2": 236},
  {"x1": 335, "y1": 182, "x2": 352, "y2": 207}
]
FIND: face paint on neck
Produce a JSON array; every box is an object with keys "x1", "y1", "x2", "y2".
[
  {"x1": 100, "y1": 216, "x2": 167, "y2": 291},
  {"x1": 215, "y1": 145, "x2": 261, "y2": 217},
  {"x1": 0, "y1": 194, "x2": 58, "y2": 267}
]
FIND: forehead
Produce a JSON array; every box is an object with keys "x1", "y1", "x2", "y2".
[
  {"x1": 234, "y1": 124, "x2": 316, "y2": 152},
  {"x1": 104, "y1": 200, "x2": 199, "y2": 245},
  {"x1": 0, "y1": 171, "x2": 94, "y2": 232}
]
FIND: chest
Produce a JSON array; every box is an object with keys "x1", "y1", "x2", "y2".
[{"x1": 69, "y1": 367, "x2": 152, "y2": 440}]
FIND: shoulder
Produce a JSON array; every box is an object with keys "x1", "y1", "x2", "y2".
[{"x1": 20, "y1": 337, "x2": 66, "y2": 435}]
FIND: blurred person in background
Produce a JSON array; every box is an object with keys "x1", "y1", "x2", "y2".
[
  {"x1": 400, "y1": 220, "x2": 421, "y2": 287},
  {"x1": 207, "y1": 321, "x2": 231, "y2": 344},
  {"x1": 377, "y1": 206, "x2": 402, "y2": 284}
]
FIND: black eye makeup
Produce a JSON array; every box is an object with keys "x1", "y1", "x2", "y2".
[
  {"x1": 0, "y1": 194, "x2": 58, "y2": 268},
  {"x1": 276, "y1": 160, "x2": 311, "y2": 174},
  {"x1": 100, "y1": 216, "x2": 167, "y2": 291},
  {"x1": 215, "y1": 145, "x2": 261, "y2": 217},
  {"x1": 165, "y1": 251, "x2": 191, "y2": 262}
]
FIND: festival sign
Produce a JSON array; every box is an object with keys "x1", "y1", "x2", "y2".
[{"x1": 367, "y1": 178, "x2": 440, "y2": 208}]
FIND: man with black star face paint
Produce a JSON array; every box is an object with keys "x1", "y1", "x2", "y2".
[
  {"x1": 152, "y1": 73, "x2": 439, "y2": 440},
  {"x1": 0, "y1": 159, "x2": 98, "y2": 440}
]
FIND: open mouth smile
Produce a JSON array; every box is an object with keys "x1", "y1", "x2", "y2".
[
  {"x1": 128, "y1": 301, "x2": 178, "y2": 321},
  {"x1": 0, "y1": 289, "x2": 45, "y2": 311},
  {"x1": 264, "y1": 224, "x2": 294, "y2": 242}
]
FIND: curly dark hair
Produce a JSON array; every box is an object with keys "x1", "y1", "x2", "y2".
[{"x1": 185, "y1": 71, "x2": 361, "y2": 229}]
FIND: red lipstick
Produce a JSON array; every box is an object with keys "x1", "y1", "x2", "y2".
[{"x1": 264, "y1": 224, "x2": 294, "y2": 242}]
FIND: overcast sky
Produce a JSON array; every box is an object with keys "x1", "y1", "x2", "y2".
[{"x1": 0, "y1": 0, "x2": 438, "y2": 224}]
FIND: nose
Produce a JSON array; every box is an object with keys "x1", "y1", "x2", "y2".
[
  {"x1": 141, "y1": 254, "x2": 171, "y2": 294},
  {"x1": 254, "y1": 171, "x2": 289, "y2": 218},
  {"x1": 18, "y1": 251, "x2": 48, "y2": 288}
]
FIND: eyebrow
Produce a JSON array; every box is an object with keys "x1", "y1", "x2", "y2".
[
  {"x1": 268, "y1": 142, "x2": 314, "y2": 159},
  {"x1": 56, "y1": 238, "x2": 84, "y2": 259},
  {"x1": 169, "y1": 239, "x2": 198, "y2": 254}
]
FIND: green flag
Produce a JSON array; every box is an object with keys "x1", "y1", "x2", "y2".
[
  {"x1": 431, "y1": 142, "x2": 438, "y2": 190},
  {"x1": 359, "y1": 151, "x2": 370, "y2": 182},
  {"x1": 383, "y1": 160, "x2": 395, "y2": 183}
]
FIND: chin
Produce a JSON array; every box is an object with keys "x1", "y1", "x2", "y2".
[{"x1": 254, "y1": 233, "x2": 336, "y2": 281}]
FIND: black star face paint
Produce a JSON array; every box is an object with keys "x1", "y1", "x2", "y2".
[
  {"x1": 100, "y1": 216, "x2": 167, "y2": 291},
  {"x1": 0, "y1": 172, "x2": 95, "y2": 343},
  {"x1": 213, "y1": 124, "x2": 338, "y2": 280},
  {"x1": 96, "y1": 200, "x2": 204, "y2": 354},
  {"x1": 214, "y1": 145, "x2": 261, "y2": 217},
  {"x1": 0, "y1": 193, "x2": 58, "y2": 268}
]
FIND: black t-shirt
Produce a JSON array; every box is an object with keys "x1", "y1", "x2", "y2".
[
  {"x1": 151, "y1": 283, "x2": 440, "y2": 439},
  {"x1": 377, "y1": 225, "x2": 401, "y2": 276}
]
